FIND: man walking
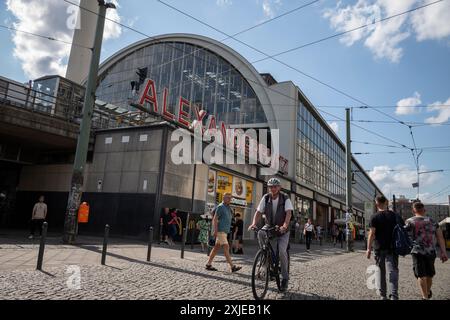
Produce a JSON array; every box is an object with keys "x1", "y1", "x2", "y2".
[
  {"x1": 205, "y1": 193, "x2": 241, "y2": 273},
  {"x1": 366, "y1": 196, "x2": 403, "y2": 300},
  {"x1": 29, "y1": 195, "x2": 47, "y2": 239},
  {"x1": 232, "y1": 213, "x2": 244, "y2": 254},
  {"x1": 405, "y1": 201, "x2": 448, "y2": 300}
]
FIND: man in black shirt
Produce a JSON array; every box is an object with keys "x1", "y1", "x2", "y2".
[
  {"x1": 367, "y1": 195, "x2": 404, "y2": 300},
  {"x1": 232, "y1": 213, "x2": 244, "y2": 254}
]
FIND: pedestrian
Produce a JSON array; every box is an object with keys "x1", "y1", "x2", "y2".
[
  {"x1": 160, "y1": 207, "x2": 172, "y2": 245},
  {"x1": 366, "y1": 195, "x2": 403, "y2": 300},
  {"x1": 316, "y1": 225, "x2": 323, "y2": 246},
  {"x1": 405, "y1": 201, "x2": 448, "y2": 300},
  {"x1": 168, "y1": 208, "x2": 179, "y2": 244},
  {"x1": 29, "y1": 195, "x2": 47, "y2": 239},
  {"x1": 232, "y1": 213, "x2": 244, "y2": 254},
  {"x1": 338, "y1": 226, "x2": 344, "y2": 248},
  {"x1": 303, "y1": 218, "x2": 315, "y2": 252},
  {"x1": 196, "y1": 213, "x2": 210, "y2": 252},
  {"x1": 332, "y1": 223, "x2": 338, "y2": 246},
  {"x1": 205, "y1": 193, "x2": 242, "y2": 273}
]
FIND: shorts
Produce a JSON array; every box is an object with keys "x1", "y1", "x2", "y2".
[
  {"x1": 412, "y1": 253, "x2": 436, "y2": 278},
  {"x1": 215, "y1": 232, "x2": 229, "y2": 245}
]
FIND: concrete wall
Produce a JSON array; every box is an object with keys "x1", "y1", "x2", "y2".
[
  {"x1": 266, "y1": 81, "x2": 297, "y2": 179},
  {"x1": 87, "y1": 128, "x2": 163, "y2": 194}
]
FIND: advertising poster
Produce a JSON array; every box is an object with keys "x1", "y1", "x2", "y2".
[{"x1": 232, "y1": 177, "x2": 246, "y2": 199}]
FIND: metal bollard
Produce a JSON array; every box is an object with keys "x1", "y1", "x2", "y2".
[
  {"x1": 206, "y1": 229, "x2": 211, "y2": 256},
  {"x1": 101, "y1": 224, "x2": 109, "y2": 265},
  {"x1": 181, "y1": 227, "x2": 187, "y2": 259},
  {"x1": 190, "y1": 226, "x2": 195, "y2": 250},
  {"x1": 147, "y1": 226, "x2": 153, "y2": 262},
  {"x1": 36, "y1": 222, "x2": 48, "y2": 270},
  {"x1": 159, "y1": 223, "x2": 163, "y2": 244}
]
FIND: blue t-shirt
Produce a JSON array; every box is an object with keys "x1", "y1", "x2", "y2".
[{"x1": 215, "y1": 203, "x2": 232, "y2": 233}]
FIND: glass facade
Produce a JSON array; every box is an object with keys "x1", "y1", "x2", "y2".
[
  {"x1": 296, "y1": 102, "x2": 346, "y2": 202},
  {"x1": 96, "y1": 41, "x2": 267, "y2": 125},
  {"x1": 296, "y1": 101, "x2": 381, "y2": 209},
  {"x1": 295, "y1": 196, "x2": 313, "y2": 221},
  {"x1": 352, "y1": 162, "x2": 378, "y2": 212}
]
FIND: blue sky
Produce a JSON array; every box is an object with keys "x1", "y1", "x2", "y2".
[{"x1": 1, "y1": 0, "x2": 450, "y2": 205}]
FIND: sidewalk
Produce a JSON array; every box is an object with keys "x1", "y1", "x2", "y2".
[{"x1": 0, "y1": 229, "x2": 363, "y2": 271}]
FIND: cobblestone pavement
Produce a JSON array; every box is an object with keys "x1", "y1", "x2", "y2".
[{"x1": 1, "y1": 234, "x2": 449, "y2": 300}]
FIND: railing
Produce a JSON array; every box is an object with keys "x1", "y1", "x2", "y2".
[{"x1": 0, "y1": 77, "x2": 141, "y2": 130}]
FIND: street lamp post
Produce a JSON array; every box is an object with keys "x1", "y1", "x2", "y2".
[
  {"x1": 345, "y1": 108, "x2": 353, "y2": 252},
  {"x1": 62, "y1": 1, "x2": 116, "y2": 244},
  {"x1": 414, "y1": 169, "x2": 444, "y2": 201}
]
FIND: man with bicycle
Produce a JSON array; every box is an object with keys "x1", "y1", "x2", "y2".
[{"x1": 248, "y1": 177, "x2": 293, "y2": 292}]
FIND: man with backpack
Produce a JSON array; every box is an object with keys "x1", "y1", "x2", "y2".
[
  {"x1": 248, "y1": 177, "x2": 294, "y2": 292},
  {"x1": 366, "y1": 196, "x2": 404, "y2": 300},
  {"x1": 405, "y1": 201, "x2": 448, "y2": 300}
]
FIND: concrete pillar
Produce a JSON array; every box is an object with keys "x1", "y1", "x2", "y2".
[{"x1": 66, "y1": 0, "x2": 99, "y2": 84}]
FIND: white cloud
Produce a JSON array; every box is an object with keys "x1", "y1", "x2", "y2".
[
  {"x1": 411, "y1": 1, "x2": 450, "y2": 41},
  {"x1": 425, "y1": 97, "x2": 450, "y2": 124},
  {"x1": 323, "y1": 0, "x2": 450, "y2": 63},
  {"x1": 6, "y1": 0, "x2": 122, "y2": 79},
  {"x1": 216, "y1": 0, "x2": 232, "y2": 7},
  {"x1": 259, "y1": 0, "x2": 282, "y2": 18},
  {"x1": 328, "y1": 121, "x2": 339, "y2": 133},
  {"x1": 369, "y1": 164, "x2": 443, "y2": 198},
  {"x1": 395, "y1": 92, "x2": 422, "y2": 115}
]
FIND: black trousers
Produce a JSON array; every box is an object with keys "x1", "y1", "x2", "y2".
[
  {"x1": 30, "y1": 219, "x2": 45, "y2": 236},
  {"x1": 305, "y1": 231, "x2": 313, "y2": 250}
]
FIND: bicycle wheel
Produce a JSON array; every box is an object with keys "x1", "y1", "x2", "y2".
[{"x1": 251, "y1": 249, "x2": 269, "y2": 300}]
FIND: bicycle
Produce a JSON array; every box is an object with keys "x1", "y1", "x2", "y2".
[{"x1": 251, "y1": 225, "x2": 290, "y2": 300}]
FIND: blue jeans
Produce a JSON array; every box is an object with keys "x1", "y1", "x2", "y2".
[
  {"x1": 375, "y1": 250, "x2": 399, "y2": 299},
  {"x1": 257, "y1": 231, "x2": 290, "y2": 281}
]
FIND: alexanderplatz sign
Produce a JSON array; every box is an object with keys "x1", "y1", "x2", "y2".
[{"x1": 130, "y1": 78, "x2": 287, "y2": 176}]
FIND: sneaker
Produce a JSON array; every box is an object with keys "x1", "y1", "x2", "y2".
[
  {"x1": 231, "y1": 265, "x2": 242, "y2": 273},
  {"x1": 280, "y1": 279, "x2": 288, "y2": 292},
  {"x1": 205, "y1": 264, "x2": 217, "y2": 271},
  {"x1": 28, "y1": 235, "x2": 33, "y2": 239}
]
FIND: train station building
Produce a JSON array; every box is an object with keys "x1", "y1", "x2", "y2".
[{"x1": 0, "y1": 33, "x2": 383, "y2": 239}]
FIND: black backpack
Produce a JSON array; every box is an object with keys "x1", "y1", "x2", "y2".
[{"x1": 392, "y1": 214, "x2": 413, "y2": 256}]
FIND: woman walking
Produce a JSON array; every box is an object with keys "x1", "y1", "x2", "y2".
[{"x1": 196, "y1": 213, "x2": 210, "y2": 252}]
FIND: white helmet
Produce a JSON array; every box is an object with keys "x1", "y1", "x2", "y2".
[{"x1": 267, "y1": 177, "x2": 281, "y2": 186}]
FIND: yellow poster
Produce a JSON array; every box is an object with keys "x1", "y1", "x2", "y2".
[
  {"x1": 246, "y1": 181, "x2": 253, "y2": 204},
  {"x1": 216, "y1": 171, "x2": 232, "y2": 203}
]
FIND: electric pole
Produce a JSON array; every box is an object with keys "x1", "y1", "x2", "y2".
[
  {"x1": 63, "y1": 0, "x2": 116, "y2": 244},
  {"x1": 345, "y1": 108, "x2": 353, "y2": 252}
]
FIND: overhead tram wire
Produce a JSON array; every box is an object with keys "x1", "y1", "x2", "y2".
[
  {"x1": 67, "y1": 0, "x2": 443, "y2": 132},
  {"x1": 156, "y1": 0, "x2": 444, "y2": 116},
  {"x1": 0, "y1": 24, "x2": 91, "y2": 50},
  {"x1": 316, "y1": 107, "x2": 413, "y2": 150},
  {"x1": 64, "y1": 0, "x2": 437, "y2": 158},
  {"x1": 63, "y1": 0, "x2": 319, "y2": 78},
  {"x1": 156, "y1": 0, "x2": 440, "y2": 166},
  {"x1": 157, "y1": 0, "x2": 443, "y2": 171}
]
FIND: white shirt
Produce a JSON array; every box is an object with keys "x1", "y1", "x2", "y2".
[
  {"x1": 304, "y1": 223, "x2": 314, "y2": 232},
  {"x1": 32, "y1": 202, "x2": 47, "y2": 220},
  {"x1": 257, "y1": 194, "x2": 294, "y2": 222}
]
